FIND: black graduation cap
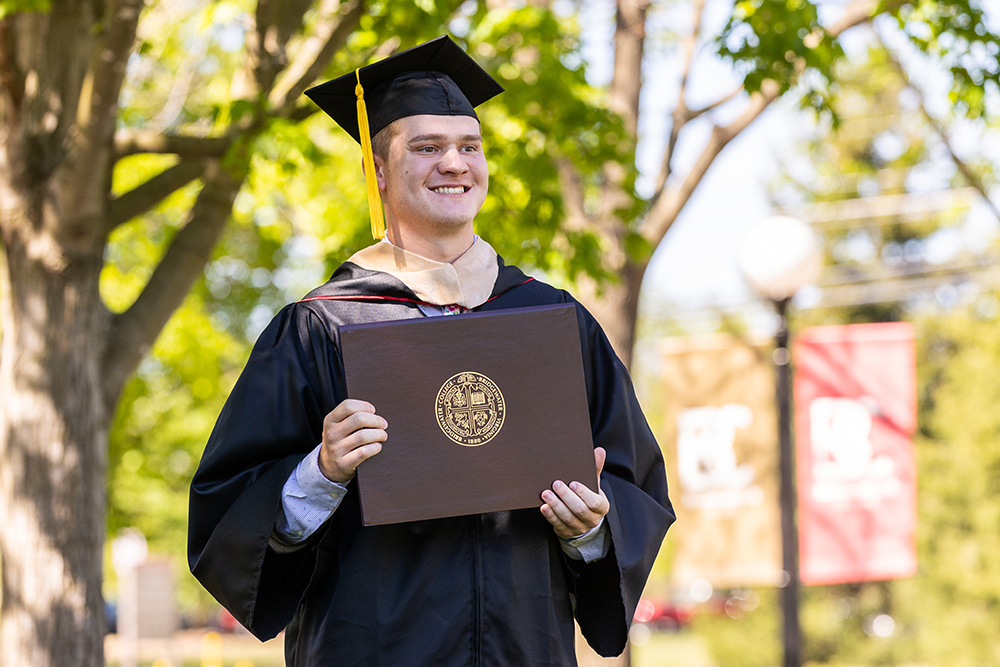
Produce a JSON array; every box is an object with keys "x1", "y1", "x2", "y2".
[
  {"x1": 305, "y1": 36, "x2": 504, "y2": 143},
  {"x1": 304, "y1": 36, "x2": 503, "y2": 240}
]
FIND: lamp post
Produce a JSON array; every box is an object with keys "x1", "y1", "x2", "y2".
[
  {"x1": 111, "y1": 528, "x2": 148, "y2": 667},
  {"x1": 738, "y1": 216, "x2": 822, "y2": 667}
]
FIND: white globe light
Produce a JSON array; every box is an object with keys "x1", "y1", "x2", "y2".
[{"x1": 738, "y1": 216, "x2": 823, "y2": 301}]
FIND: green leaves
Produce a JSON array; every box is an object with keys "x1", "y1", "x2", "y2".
[
  {"x1": 718, "y1": 0, "x2": 1000, "y2": 122},
  {"x1": 464, "y1": 6, "x2": 641, "y2": 281},
  {"x1": 0, "y1": 0, "x2": 48, "y2": 17},
  {"x1": 886, "y1": 0, "x2": 1000, "y2": 120},
  {"x1": 717, "y1": 0, "x2": 847, "y2": 121}
]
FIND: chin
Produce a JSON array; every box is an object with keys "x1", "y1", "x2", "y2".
[
  {"x1": 432, "y1": 216, "x2": 476, "y2": 230},
  {"x1": 426, "y1": 206, "x2": 481, "y2": 229}
]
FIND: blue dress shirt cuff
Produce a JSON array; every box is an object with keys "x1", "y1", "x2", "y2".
[
  {"x1": 558, "y1": 516, "x2": 610, "y2": 563},
  {"x1": 270, "y1": 444, "x2": 349, "y2": 551}
]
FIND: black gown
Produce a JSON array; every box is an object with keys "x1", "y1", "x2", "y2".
[{"x1": 188, "y1": 256, "x2": 675, "y2": 667}]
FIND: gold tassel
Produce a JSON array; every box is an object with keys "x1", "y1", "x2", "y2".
[{"x1": 355, "y1": 69, "x2": 386, "y2": 240}]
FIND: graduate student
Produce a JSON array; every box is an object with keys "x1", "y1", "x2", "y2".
[{"x1": 188, "y1": 36, "x2": 675, "y2": 667}]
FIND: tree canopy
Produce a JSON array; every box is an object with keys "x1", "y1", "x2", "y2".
[{"x1": 2, "y1": 1, "x2": 999, "y2": 665}]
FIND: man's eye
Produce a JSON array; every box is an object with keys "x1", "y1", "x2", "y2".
[{"x1": 418, "y1": 146, "x2": 437, "y2": 153}]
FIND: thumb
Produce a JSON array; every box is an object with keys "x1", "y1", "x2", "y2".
[{"x1": 594, "y1": 447, "x2": 607, "y2": 479}]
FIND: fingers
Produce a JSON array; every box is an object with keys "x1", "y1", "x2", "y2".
[
  {"x1": 540, "y1": 478, "x2": 610, "y2": 539},
  {"x1": 552, "y1": 481, "x2": 593, "y2": 517},
  {"x1": 327, "y1": 399, "x2": 376, "y2": 423},
  {"x1": 558, "y1": 479, "x2": 610, "y2": 517},
  {"x1": 324, "y1": 400, "x2": 385, "y2": 439},
  {"x1": 325, "y1": 411, "x2": 386, "y2": 444},
  {"x1": 539, "y1": 447, "x2": 612, "y2": 538},
  {"x1": 319, "y1": 399, "x2": 388, "y2": 483},
  {"x1": 567, "y1": 480, "x2": 609, "y2": 515},
  {"x1": 337, "y1": 440, "x2": 383, "y2": 471},
  {"x1": 539, "y1": 502, "x2": 575, "y2": 537}
]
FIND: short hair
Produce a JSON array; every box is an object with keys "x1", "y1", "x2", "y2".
[{"x1": 371, "y1": 120, "x2": 400, "y2": 161}]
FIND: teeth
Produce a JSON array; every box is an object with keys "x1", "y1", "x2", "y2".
[{"x1": 433, "y1": 186, "x2": 465, "y2": 194}]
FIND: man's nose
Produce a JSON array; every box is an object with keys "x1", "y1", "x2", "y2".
[{"x1": 438, "y1": 147, "x2": 469, "y2": 173}]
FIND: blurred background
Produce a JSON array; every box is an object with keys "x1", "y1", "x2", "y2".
[{"x1": 1, "y1": 0, "x2": 999, "y2": 666}]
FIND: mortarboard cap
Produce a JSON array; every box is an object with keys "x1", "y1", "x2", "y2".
[
  {"x1": 304, "y1": 36, "x2": 503, "y2": 240},
  {"x1": 305, "y1": 36, "x2": 504, "y2": 143}
]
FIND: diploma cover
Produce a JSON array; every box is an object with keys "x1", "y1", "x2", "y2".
[{"x1": 339, "y1": 303, "x2": 597, "y2": 525}]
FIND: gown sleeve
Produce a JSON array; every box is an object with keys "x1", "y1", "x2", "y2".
[
  {"x1": 567, "y1": 300, "x2": 676, "y2": 657},
  {"x1": 187, "y1": 303, "x2": 343, "y2": 640}
]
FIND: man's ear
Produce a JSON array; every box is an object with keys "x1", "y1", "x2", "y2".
[{"x1": 372, "y1": 155, "x2": 388, "y2": 191}]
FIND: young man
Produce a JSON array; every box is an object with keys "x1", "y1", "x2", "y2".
[{"x1": 188, "y1": 36, "x2": 674, "y2": 667}]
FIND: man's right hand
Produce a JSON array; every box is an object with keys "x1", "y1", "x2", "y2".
[{"x1": 318, "y1": 399, "x2": 388, "y2": 483}]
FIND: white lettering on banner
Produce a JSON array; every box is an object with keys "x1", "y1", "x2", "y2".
[
  {"x1": 809, "y1": 397, "x2": 900, "y2": 506},
  {"x1": 677, "y1": 405, "x2": 763, "y2": 510}
]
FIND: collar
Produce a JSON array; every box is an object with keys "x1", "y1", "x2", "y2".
[{"x1": 346, "y1": 236, "x2": 500, "y2": 309}]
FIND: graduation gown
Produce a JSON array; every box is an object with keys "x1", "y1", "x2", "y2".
[{"x1": 188, "y1": 255, "x2": 675, "y2": 667}]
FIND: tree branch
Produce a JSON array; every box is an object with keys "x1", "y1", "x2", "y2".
[
  {"x1": 826, "y1": 0, "x2": 879, "y2": 37},
  {"x1": 686, "y1": 87, "x2": 743, "y2": 121},
  {"x1": 270, "y1": 0, "x2": 366, "y2": 117},
  {"x1": 657, "y1": 0, "x2": 706, "y2": 194},
  {"x1": 0, "y1": 16, "x2": 25, "y2": 113},
  {"x1": 144, "y1": 37, "x2": 208, "y2": 132},
  {"x1": 76, "y1": 0, "x2": 143, "y2": 148},
  {"x1": 289, "y1": 103, "x2": 321, "y2": 123},
  {"x1": 645, "y1": 81, "x2": 782, "y2": 246},
  {"x1": 554, "y1": 155, "x2": 588, "y2": 231},
  {"x1": 57, "y1": 0, "x2": 143, "y2": 245},
  {"x1": 252, "y1": 0, "x2": 285, "y2": 94},
  {"x1": 114, "y1": 130, "x2": 232, "y2": 158},
  {"x1": 102, "y1": 161, "x2": 242, "y2": 404},
  {"x1": 645, "y1": 0, "x2": 879, "y2": 244},
  {"x1": 878, "y1": 34, "x2": 1000, "y2": 222},
  {"x1": 609, "y1": 0, "x2": 648, "y2": 135},
  {"x1": 597, "y1": 0, "x2": 649, "y2": 228},
  {"x1": 106, "y1": 159, "x2": 207, "y2": 232}
]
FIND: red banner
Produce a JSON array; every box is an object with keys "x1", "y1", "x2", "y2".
[{"x1": 794, "y1": 322, "x2": 917, "y2": 585}]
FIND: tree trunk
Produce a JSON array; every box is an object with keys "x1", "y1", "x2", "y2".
[
  {"x1": 574, "y1": 259, "x2": 647, "y2": 370},
  {"x1": 0, "y1": 149, "x2": 244, "y2": 667},
  {"x1": 569, "y1": 0, "x2": 648, "y2": 373},
  {"x1": 0, "y1": 0, "x2": 349, "y2": 660},
  {"x1": 0, "y1": 219, "x2": 111, "y2": 667},
  {"x1": 0, "y1": 5, "x2": 117, "y2": 662}
]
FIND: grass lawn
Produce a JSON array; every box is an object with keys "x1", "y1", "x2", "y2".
[{"x1": 631, "y1": 629, "x2": 719, "y2": 667}]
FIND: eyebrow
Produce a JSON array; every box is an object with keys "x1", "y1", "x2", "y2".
[{"x1": 407, "y1": 133, "x2": 483, "y2": 144}]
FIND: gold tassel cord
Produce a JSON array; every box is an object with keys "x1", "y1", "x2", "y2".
[{"x1": 356, "y1": 70, "x2": 386, "y2": 240}]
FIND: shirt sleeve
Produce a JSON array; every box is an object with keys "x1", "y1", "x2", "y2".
[
  {"x1": 271, "y1": 302, "x2": 443, "y2": 552},
  {"x1": 558, "y1": 517, "x2": 611, "y2": 563},
  {"x1": 270, "y1": 443, "x2": 349, "y2": 552}
]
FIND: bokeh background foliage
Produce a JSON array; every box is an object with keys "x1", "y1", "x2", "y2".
[
  {"x1": 99, "y1": 0, "x2": 637, "y2": 616},
  {"x1": 32, "y1": 0, "x2": 999, "y2": 662}
]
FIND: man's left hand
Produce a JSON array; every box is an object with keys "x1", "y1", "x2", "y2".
[{"x1": 540, "y1": 447, "x2": 610, "y2": 539}]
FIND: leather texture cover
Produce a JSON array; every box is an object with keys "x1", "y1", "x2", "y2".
[{"x1": 340, "y1": 303, "x2": 597, "y2": 525}]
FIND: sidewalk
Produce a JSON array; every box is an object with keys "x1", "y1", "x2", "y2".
[
  {"x1": 105, "y1": 628, "x2": 284, "y2": 667},
  {"x1": 105, "y1": 627, "x2": 716, "y2": 667}
]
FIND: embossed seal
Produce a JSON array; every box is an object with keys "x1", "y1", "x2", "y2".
[{"x1": 435, "y1": 371, "x2": 506, "y2": 446}]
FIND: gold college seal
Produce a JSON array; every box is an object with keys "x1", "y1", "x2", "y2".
[{"x1": 435, "y1": 371, "x2": 506, "y2": 446}]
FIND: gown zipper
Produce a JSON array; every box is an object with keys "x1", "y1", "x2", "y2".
[{"x1": 473, "y1": 514, "x2": 483, "y2": 666}]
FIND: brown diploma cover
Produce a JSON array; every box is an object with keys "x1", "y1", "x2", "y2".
[{"x1": 339, "y1": 303, "x2": 597, "y2": 525}]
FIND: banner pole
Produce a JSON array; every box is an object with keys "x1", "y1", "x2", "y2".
[{"x1": 774, "y1": 297, "x2": 802, "y2": 667}]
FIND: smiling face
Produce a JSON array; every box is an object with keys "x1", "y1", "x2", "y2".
[{"x1": 374, "y1": 114, "x2": 488, "y2": 240}]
